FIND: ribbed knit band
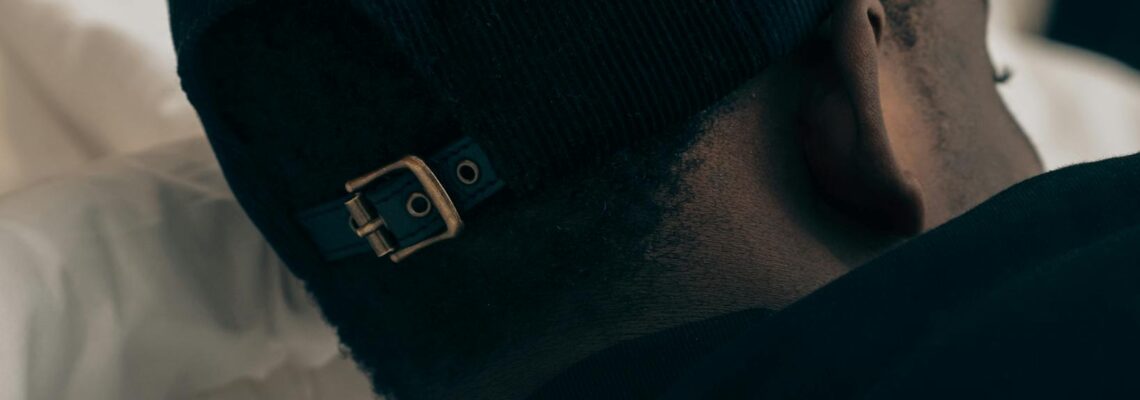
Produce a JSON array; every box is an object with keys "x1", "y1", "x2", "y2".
[{"x1": 172, "y1": 0, "x2": 833, "y2": 192}]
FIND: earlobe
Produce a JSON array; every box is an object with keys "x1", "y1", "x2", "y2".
[{"x1": 797, "y1": 0, "x2": 924, "y2": 235}]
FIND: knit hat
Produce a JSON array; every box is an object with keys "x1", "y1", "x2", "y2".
[{"x1": 170, "y1": 0, "x2": 832, "y2": 274}]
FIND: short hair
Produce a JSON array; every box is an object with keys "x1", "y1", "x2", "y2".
[{"x1": 884, "y1": 0, "x2": 924, "y2": 48}]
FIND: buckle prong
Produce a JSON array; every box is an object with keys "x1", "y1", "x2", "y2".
[{"x1": 343, "y1": 156, "x2": 464, "y2": 262}]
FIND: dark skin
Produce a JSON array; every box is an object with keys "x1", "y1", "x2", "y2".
[{"x1": 320, "y1": 0, "x2": 1042, "y2": 398}]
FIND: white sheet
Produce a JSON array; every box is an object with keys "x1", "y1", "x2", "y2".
[
  {"x1": 992, "y1": 33, "x2": 1140, "y2": 169},
  {"x1": 0, "y1": 139, "x2": 373, "y2": 400},
  {"x1": 0, "y1": 0, "x2": 201, "y2": 193},
  {"x1": 0, "y1": 0, "x2": 376, "y2": 398},
  {"x1": 989, "y1": 0, "x2": 1140, "y2": 169}
]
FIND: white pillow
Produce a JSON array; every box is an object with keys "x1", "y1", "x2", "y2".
[{"x1": 0, "y1": 139, "x2": 371, "y2": 400}]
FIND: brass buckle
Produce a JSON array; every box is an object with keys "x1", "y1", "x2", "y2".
[{"x1": 344, "y1": 156, "x2": 464, "y2": 262}]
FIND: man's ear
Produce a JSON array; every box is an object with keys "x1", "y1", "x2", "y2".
[{"x1": 798, "y1": 0, "x2": 924, "y2": 235}]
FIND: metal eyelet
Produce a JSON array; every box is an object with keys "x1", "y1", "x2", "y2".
[
  {"x1": 406, "y1": 192, "x2": 432, "y2": 218},
  {"x1": 456, "y1": 159, "x2": 480, "y2": 185}
]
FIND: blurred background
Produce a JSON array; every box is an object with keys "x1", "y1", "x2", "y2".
[{"x1": 0, "y1": 1, "x2": 1137, "y2": 399}]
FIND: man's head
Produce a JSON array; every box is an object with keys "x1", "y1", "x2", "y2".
[{"x1": 184, "y1": 0, "x2": 1040, "y2": 397}]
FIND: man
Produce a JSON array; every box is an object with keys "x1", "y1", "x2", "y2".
[{"x1": 170, "y1": 0, "x2": 1139, "y2": 399}]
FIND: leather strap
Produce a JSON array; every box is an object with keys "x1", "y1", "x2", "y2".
[{"x1": 298, "y1": 137, "x2": 505, "y2": 261}]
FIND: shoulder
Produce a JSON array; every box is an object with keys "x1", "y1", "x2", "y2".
[{"x1": 666, "y1": 153, "x2": 1140, "y2": 399}]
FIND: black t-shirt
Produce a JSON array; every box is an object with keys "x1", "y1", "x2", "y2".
[{"x1": 530, "y1": 153, "x2": 1140, "y2": 400}]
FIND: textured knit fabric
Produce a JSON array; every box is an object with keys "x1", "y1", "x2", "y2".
[
  {"x1": 528, "y1": 152, "x2": 1140, "y2": 399},
  {"x1": 168, "y1": 0, "x2": 832, "y2": 277},
  {"x1": 172, "y1": 0, "x2": 831, "y2": 191}
]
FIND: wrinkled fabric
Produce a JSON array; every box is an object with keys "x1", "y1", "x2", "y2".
[
  {"x1": 0, "y1": 1, "x2": 375, "y2": 398},
  {"x1": 0, "y1": 139, "x2": 371, "y2": 400},
  {"x1": 0, "y1": 0, "x2": 202, "y2": 193}
]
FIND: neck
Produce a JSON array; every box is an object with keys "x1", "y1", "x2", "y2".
[
  {"x1": 377, "y1": 71, "x2": 904, "y2": 400},
  {"x1": 431, "y1": 222, "x2": 869, "y2": 400},
  {"x1": 404, "y1": 86, "x2": 893, "y2": 400}
]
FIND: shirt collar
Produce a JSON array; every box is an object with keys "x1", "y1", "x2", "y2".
[{"x1": 527, "y1": 308, "x2": 772, "y2": 400}]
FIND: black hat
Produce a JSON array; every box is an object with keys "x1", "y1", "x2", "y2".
[{"x1": 169, "y1": 0, "x2": 832, "y2": 275}]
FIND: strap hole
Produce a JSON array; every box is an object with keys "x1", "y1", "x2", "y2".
[
  {"x1": 456, "y1": 159, "x2": 480, "y2": 185},
  {"x1": 406, "y1": 192, "x2": 432, "y2": 217}
]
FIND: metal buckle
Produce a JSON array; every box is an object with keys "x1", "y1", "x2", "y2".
[{"x1": 343, "y1": 156, "x2": 464, "y2": 262}]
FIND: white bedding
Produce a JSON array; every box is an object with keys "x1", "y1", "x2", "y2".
[
  {"x1": 0, "y1": 1, "x2": 375, "y2": 399},
  {"x1": 0, "y1": 0, "x2": 1138, "y2": 399},
  {"x1": 0, "y1": 0, "x2": 203, "y2": 194},
  {"x1": 0, "y1": 139, "x2": 370, "y2": 400},
  {"x1": 989, "y1": 0, "x2": 1140, "y2": 169}
]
